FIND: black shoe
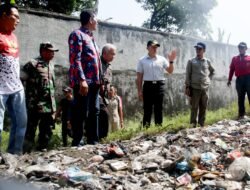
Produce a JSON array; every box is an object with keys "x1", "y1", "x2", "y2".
[{"x1": 23, "y1": 140, "x2": 34, "y2": 153}]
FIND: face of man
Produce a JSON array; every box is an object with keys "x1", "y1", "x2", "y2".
[
  {"x1": 89, "y1": 14, "x2": 98, "y2": 31},
  {"x1": 147, "y1": 45, "x2": 158, "y2": 57},
  {"x1": 41, "y1": 49, "x2": 55, "y2": 62},
  {"x1": 238, "y1": 46, "x2": 247, "y2": 55},
  {"x1": 103, "y1": 48, "x2": 116, "y2": 63},
  {"x1": 195, "y1": 47, "x2": 205, "y2": 58},
  {"x1": 1, "y1": 7, "x2": 20, "y2": 32}
]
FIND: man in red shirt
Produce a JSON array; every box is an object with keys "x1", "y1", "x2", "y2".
[
  {"x1": 227, "y1": 42, "x2": 250, "y2": 119},
  {"x1": 0, "y1": 3, "x2": 27, "y2": 154}
]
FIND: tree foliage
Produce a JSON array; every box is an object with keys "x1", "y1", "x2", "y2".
[
  {"x1": 136, "y1": 0, "x2": 217, "y2": 38},
  {"x1": 2, "y1": 0, "x2": 98, "y2": 15}
]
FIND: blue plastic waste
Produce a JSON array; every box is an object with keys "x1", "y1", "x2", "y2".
[
  {"x1": 66, "y1": 166, "x2": 93, "y2": 181},
  {"x1": 176, "y1": 160, "x2": 190, "y2": 171}
]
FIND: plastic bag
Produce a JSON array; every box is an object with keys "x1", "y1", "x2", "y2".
[{"x1": 228, "y1": 157, "x2": 250, "y2": 181}]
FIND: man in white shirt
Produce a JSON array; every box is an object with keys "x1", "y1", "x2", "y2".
[{"x1": 136, "y1": 40, "x2": 176, "y2": 127}]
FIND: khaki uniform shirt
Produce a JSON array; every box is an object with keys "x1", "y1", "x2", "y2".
[{"x1": 185, "y1": 57, "x2": 215, "y2": 90}]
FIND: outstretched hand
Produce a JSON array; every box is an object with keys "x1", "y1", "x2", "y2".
[{"x1": 167, "y1": 49, "x2": 177, "y2": 62}]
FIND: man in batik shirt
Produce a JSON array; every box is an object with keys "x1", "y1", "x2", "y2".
[{"x1": 68, "y1": 10, "x2": 101, "y2": 145}]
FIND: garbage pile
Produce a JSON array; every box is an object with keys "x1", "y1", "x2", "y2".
[{"x1": 0, "y1": 119, "x2": 250, "y2": 190}]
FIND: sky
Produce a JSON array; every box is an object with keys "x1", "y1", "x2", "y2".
[{"x1": 98, "y1": 0, "x2": 250, "y2": 46}]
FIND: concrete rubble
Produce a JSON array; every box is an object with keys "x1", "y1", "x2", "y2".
[{"x1": 0, "y1": 118, "x2": 250, "y2": 190}]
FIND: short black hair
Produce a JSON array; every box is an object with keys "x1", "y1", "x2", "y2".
[
  {"x1": 80, "y1": 9, "x2": 95, "y2": 26},
  {"x1": 238, "y1": 42, "x2": 247, "y2": 48},
  {"x1": 0, "y1": 3, "x2": 18, "y2": 17}
]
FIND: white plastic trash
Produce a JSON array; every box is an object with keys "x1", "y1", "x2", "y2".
[{"x1": 228, "y1": 157, "x2": 250, "y2": 181}]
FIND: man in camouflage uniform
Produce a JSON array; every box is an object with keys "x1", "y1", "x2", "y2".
[
  {"x1": 99, "y1": 43, "x2": 116, "y2": 139},
  {"x1": 22, "y1": 42, "x2": 58, "y2": 151}
]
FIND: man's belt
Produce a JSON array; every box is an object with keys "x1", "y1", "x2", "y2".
[{"x1": 144, "y1": 80, "x2": 165, "y2": 84}]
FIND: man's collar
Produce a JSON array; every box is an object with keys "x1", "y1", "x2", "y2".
[
  {"x1": 146, "y1": 54, "x2": 157, "y2": 59},
  {"x1": 38, "y1": 56, "x2": 50, "y2": 64},
  {"x1": 80, "y1": 27, "x2": 93, "y2": 37},
  {"x1": 196, "y1": 56, "x2": 205, "y2": 61}
]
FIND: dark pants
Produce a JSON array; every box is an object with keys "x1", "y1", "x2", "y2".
[
  {"x1": 71, "y1": 84, "x2": 100, "y2": 146},
  {"x1": 190, "y1": 88, "x2": 208, "y2": 127},
  {"x1": 61, "y1": 120, "x2": 72, "y2": 147},
  {"x1": 142, "y1": 81, "x2": 165, "y2": 127},
  {"x1": 99, "y1": 107, "x2": 109, "y2": 139},
  {"x1": 25, "y1": 110, "x2": 39, "y2": 144},
  {"x1": 236, "y1": 75, "x2": 250, "y2": 117},
  {"x1": 24, "y1": 111, "x2": 53, "y2": 151}
]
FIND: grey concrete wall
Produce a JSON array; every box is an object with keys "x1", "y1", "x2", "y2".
[{"x1": 16, "y1": 9, "x2": 238, "y2": 118}]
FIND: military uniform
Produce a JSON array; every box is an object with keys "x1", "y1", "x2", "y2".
[{"x1": 23, "y1": 56, "x2": 56, "y2": 150}]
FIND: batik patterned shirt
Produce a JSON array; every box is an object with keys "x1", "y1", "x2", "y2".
[{"x1": 68, "y1": 27, "x2": 101, "y2": 87}]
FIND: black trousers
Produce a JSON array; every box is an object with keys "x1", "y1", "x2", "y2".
[
  {"x1": 25, "y1": 109, "x2": 39, "y2": 144},
  {"x1": 236, "y1": 75, "x2": 250, "y2": 117},
  {"x1": 71, "y1": 84, "x2": 100, "y2": 146},
  {"x1": 25, "y1": 111, "x2": 53, "y2": 150},
  {"x1": 142, "y1": 81, "x2": 165, "y2": 127},
  {"x1": 61, "y1": 119, "x2": 73, "y2": 146},
  {"x1": 99, "y1": 107, "x2": 109, "y2": 139}
]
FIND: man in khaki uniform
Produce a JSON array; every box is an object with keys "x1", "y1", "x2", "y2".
[{"x1": 185, "y1": 42, "x2": 215, "y2": 127}]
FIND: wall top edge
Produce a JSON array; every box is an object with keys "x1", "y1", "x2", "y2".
[{"x1": 18, "y1": 8, "x2": 235, "y2": 47}]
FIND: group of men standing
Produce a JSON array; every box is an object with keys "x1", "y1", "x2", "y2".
[
  {"x1": 137, "y1": 39, "x2": 250, "y2": 129},
  {"x1": 136, "y1": 41, "x2": 215, "y2": 128},
  {"x1": 0, "y1": 4, "x2": 117, "y2": 153},
  {"x1": 0, "y1": 3, "x2": 250, "y2": 155}
]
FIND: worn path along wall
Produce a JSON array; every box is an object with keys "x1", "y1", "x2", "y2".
[{"x1": 16, "y1": 9, "x2": 238, "y2": 117}]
